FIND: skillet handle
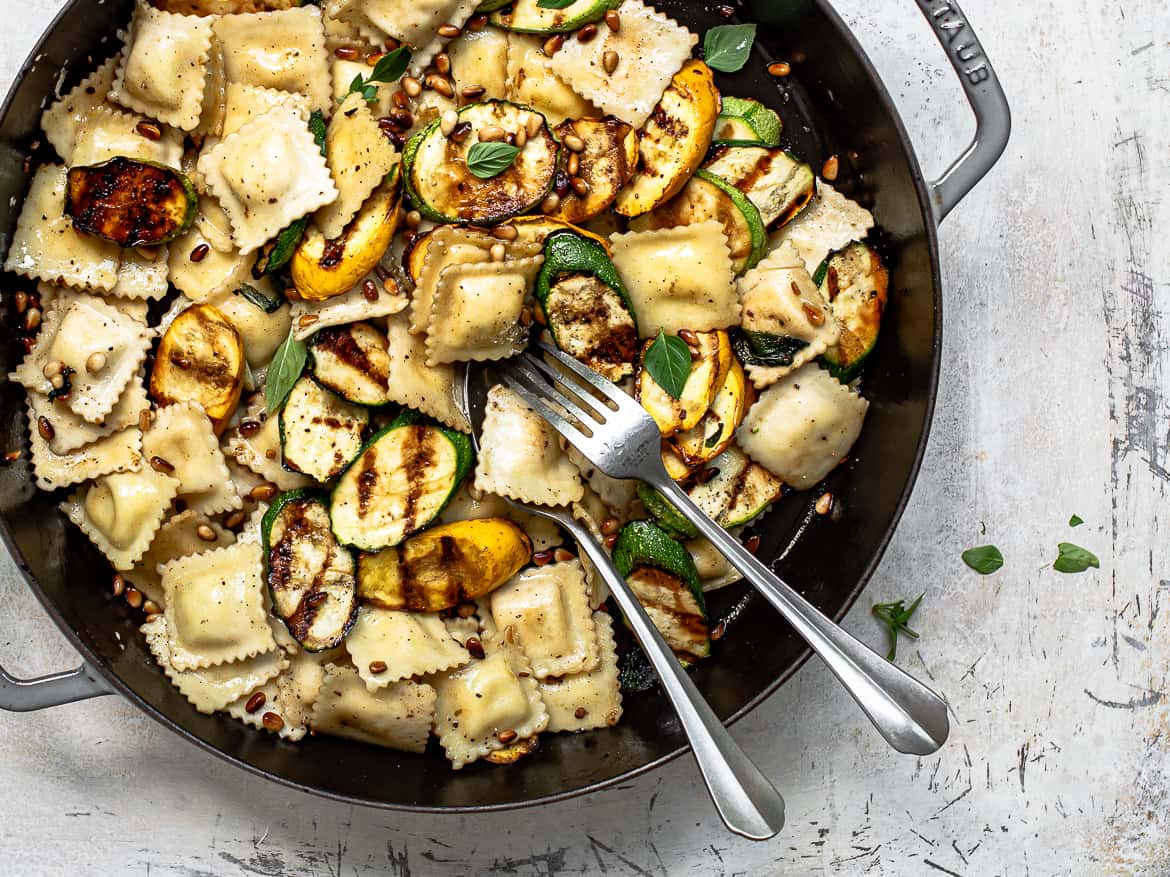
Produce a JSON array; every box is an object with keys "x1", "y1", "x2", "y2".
[
  {"x1": 914, "y1": 0, "x2": 1011, "y2": 222},
  {"x1": 0, "y1": 660, "x2": 113, "y2": 711}
]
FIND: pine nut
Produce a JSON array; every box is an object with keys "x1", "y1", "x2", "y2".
[
  {"x1": 768, "y1": 61, "x2": 792, "y2": 77},
  {"x1": 42, "y1": 360, "x2": 63, "y2": 380},
  {"x1": 49, "y1": 373, "x2": 65, "y2": 390},
  {"x1": 297, "y1": 315, "x2": 319, "y2": 330},
  {"x1": 334, "y1": 46, "x2": 359, "y2": 60},
  {"x1": 196, "y1": 524, "x2": 218, "y2": 542},
  {"x1": 461, "y1": 84, "x2": 486, "y2": 100},
  {"x1": 149, "y1": 455, "x2": 175, "y2": 473},
  {"x1": 553, "y1": 548, "x2": 574, "y2": 563},
  {"x1": 438, "y1": 23, "x2": 462, "y2": 38},
  {"x1": 577, "y1": 23, "x2": 598, "y2": 42},
  {"x1": 85, "y1": 351, "x2": 107, "y2": 374},
  {"x1": 710, "y1": 621, "x2": 726, "y2": 641},
  {"x1": 189, "y1": 243, "x2": 209, "y2": 262},
  {"x1": 2, "y1": 450, "x2": 21, "y2": 465},
  {"x1": 135, "y1": 120, "x2": 161, "y2": 141},
  {"x1": 112, "y1": 573, "x2": 125, "y2": 597},
  {"x1": 405, "y1": 209, "x2": 422, "y2": 229},
  {"x1": 604, "y1": 533, "x2": 618, "y2": 550},
  {"x1": 24, "y1": 308, "x2": 41, "y2": 331},
  {"x1": 570, "y1": 177, "x2": 589, "y2": 196},
  {"x1": 239, "y1": 419, "x2": 261, "y2": 437},
  {"x1": 362, "y1": 279, "x2": 379, "y2": 302},
  {"x1": 36, "y1": 416, "x2": 53, "y2": 441},
  {"x1": 368, "y1": 660, "x2": 388, "y2": 674},
  {"x1": 223, "y1": 510, "x2": 246, "y2": 529},
  {"x1": 532, "y1": 549, "x2": 554, "y2": 566},
  {"x1": 602, "y1": 51, "x2": 619, "y2": 74},
  {"x1": 450, "y1": 121, "x2": 472, "y2": 142},
  {"x1": 802, "y1": 302, "x2": 825, "y2": 326},
  {"x1": 490, "y1": 243, "x2": 506, "y2": 262},
  {"x1": 261, "y1": 711, "x2": 285, "y2": 732},
  {"x1": 468, "y1": 13, "x2": 488, "y2": 30},
  {"x1": 822, "y1": 155, "x2": 839, "y2": 181},
  {"x1": 525, "y1": 114, "x2": 543, "y2": 138},
  {"x1": 492, "y1": 224, "x2": 517, "y2": 240},
  {"x1": 13, "y1": 291, "x2": 27, "y2": 313},
  {"x1": 815, "y1": 492, "x2": 834, "y2": 515},
  {"x1": 562, "y1": 133, "x2": 585, "y2": 152},
  {"x1": 540, "y1": 193, "x2": 561, "y2": 214},
  {"x1": 514, "y1": 127, "x2": 527, "y2": 148},
  {"x1": 542, "y1": 34, "x2": 564, "y2": 56},
  {"x1": 433, "y1": 53, "x2": 450, "y2": 75},
  {"x1": 427, "y1": 75, "x2": 454, "y2": 98},
  {"x1": 478, "y1": 125, "x2": 505, "y2": 142},
  {"x1": 678, "y1": 328, "x2": 700, "y2": 346},
  {"x1": 142, "y1": 600, "x2": 161, "y2": 616},
  {"x1": 250, "y1": 483, "x2": 278, "y2": 502},
  {"x1": 244, "y1": 692, "x2": 266, "y2": 713},
  {"x1": 390, "y1": 107, "x2": 413, "y2": 128},
  {"x1": 574, "y1": 706, "x2": 588, "y2": 719},
  {"x1": 604, "y1": 9, "x2": 620, "y2": 31},
  {"x1": 402, "y1": 75, "x2": 422, "y2": 97},
  {"x1": 466, "y1": 636, "x2": 486, "y2": 659},
  {"x1": 497, "y1": 729, "x2": 518, "y2": 744},
  {"x1": 124, "y1": 587, "x2": 143, "y2": 609},
  {"x1": 366, "y1": 51, "x2": 385, "y2": 66},
  {"x1": 601, "y1": 517, "x2": 620, "y2": 536},
  {"x1": 392, "y1": 90, "x2": 410, "y2": 109},
  {"x1": 440, "y1": 109, "x2": 459, "y2": 136},
  {"x1": 744, "y1": 534, "x2": 762, "y2": 554},
  {"x1": 566, "y1": 152, "x2": 579, "y2": 176}
]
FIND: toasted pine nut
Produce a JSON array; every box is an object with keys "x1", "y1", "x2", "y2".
[
  {"x1": 540, "y1": 193, "x2": 561, "y2": 214},
  {"x1": 822, "y1": 155, "x2": 839, "y2": 181},
  {"x1": 478, "y1": 125, "x2": 505, "y2": 142},
  {"x1": 368, "y1": 660, "x2": 388, "y2": 674},
  {"x1": 196, "y1": 524, "x2": 218, "y2": 542},
  {"x1": 438, "y1": 23, "x2": 462, "y2": 38},
  {"x1": 124, "y1": 586, "x2": 143, "y2": 609},
  {"x1": 440, "y1": 109, "x2": 459, "y2": 137},
  {"x1": 261, "y1": 711, "x2": 285, "y2": 732},
  {"x1": 570, "y1": 177, "x2": 589, "y2": 196},
  {"x1": 562, "y1": 133, "x2": 585, "y2": 152},
  {"x1": 567, "y1": 152, "x2": 579, "y2": 176},
  {"x1": 334, "y1": 46, "x2": 359, "y2": 60},
  {"x1": 492, "y1": 224, "x2": 517, "y2": 240},
  {"x1": 189, "y1": 243, "x2": 209, "y2": 262},
  {"x1": 577, "y1": 23, "x2": 598, "y2": 42},
  {"x1": 85, "y1": 352, "x2": 107, "y2": 374},
  {"x1": 135, "y1": 120, "x2": 161, "y2": 140},
  {"x1": 402, "y1": 75, "x2": 422, "y2": 97},
  {"x1": 245, "y1": 692, "x2": 266, "y2": 713},
  {"x1": 149, "y1": 455, "x2": 175, "y2": 474},
  {"x1": 602, "y1": 51, "x2": 619, "y2": 74},
  {"x1": 768, "y1": 61, "x2": 792, "y2": 77},
  {"x1": 490, "y1": 243, "x2": 506, "y2": 262},
  {"x1": 36, "y1": 416, "x2": 53, "y2": 441},
  {"x1": 497, "y1": 729, "x2": 518, "y2": 744},
  {"x1": 604, "y1": 9, "x2": 620, "y2": 31},
  {"x1": 542, "y1": 34, "x2": 564, "y2": 56}
]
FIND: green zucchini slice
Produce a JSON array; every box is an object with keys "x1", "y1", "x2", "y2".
[
  {"x1": 713, "y1": 97, "x2": 783, "y2": 148},
  {"x1": 612, "y1": 520, "x2": 709, "y2": 665},
  {"x1": 491, "y1": 0, "x2": 619, "y2": 33},
  {"x1": 628, "y1": 169, "x2": 767, "y2": 275},
  {"x1": 817, "y1": 241, "x2": 889, "y2": 382},
  {"x1": 329, "y1": 416, "x2": 474, "y2": 550},
  {"x1": 279, "y1": 376, "x2": 369, "y2": 482},
  {"x1": 635, "y1": 483, "x2": 700, "y2": 540},
  {"x1": 703, "y1": 146, "x2": 815, "y2": 228},
  {"x1": 403, "y1": 100, "x2": 558, "y2": 224},
  {"x1": 688, "y1": 445, "x2": 785, "y2": 528},
  {"x1": 309, "y1": 322, "x2": 393, "y2": 406},
  {"x1": 262, "y1": 490, "x2": 358, "y2": 651},
  {"x1": 535, "y1": 231, "x2": 638, "y2": 381},
  {"x1": 64, "y1": 157, "x2": 196, "y2": 247}
]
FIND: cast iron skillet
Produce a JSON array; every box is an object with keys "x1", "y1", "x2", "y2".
[{"x1": 0, "y1": 0, "x2": 1008, "y2": 810}]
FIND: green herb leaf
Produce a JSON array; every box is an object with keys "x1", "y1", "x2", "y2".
[
  {"x1": 1069, "y1": 514, "x2": 1084, "y2": 527},
  {"x1": 703, "y1": 23, "x2": 756, "y2": 73},
  {"x1": 872, "y1": 594, "x2": 923, "y2": 661},
  {"x1": 961, "y1": 544, "x2": 1003, "y2": 575},
  {"x1": 265, "y1": 329, "x2": 307, "y2": 413},
  {"x1": 343, "y1": 72, "x2": 365, "y2": 101},
  {"x1": 466, "y1": 141, "x2": 522, "y2": 179},
  {"x1": 369, "y1": 46, "x2": 411, "y2": 84},
  {"x1": 537, "y1": 0, "x2": 576, "y2": 7},
  {"x1": 730, "y1": 329, "x2": 808, "y2": 367},
  {"x1": 308, "y1": 111, "x2": 327, "y2": 156},
  {"x1": 644, "y1": 329, "x2": 692, "y2": 399},
  {"x1": 1053, "y1": 542, "x2": 1099, "y2": 574},
  {"x1": 236, "y1": 283, "x2": 284, "y2": 314}
]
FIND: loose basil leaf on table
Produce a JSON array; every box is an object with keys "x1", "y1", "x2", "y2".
[
  {"x1": 1053, "y1": 542, "x2": 1099, "y2": 573},
  {"x1": 961, "y1": 544, "x2": 1004, "y2": 574}
]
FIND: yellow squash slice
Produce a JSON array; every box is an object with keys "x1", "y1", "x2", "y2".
[
  {"x1": 636, "y1": 330, "x2": 732, "y2": 437},
  {"x1": 551, "y1": 117, "x2": 639, "y2": 223},
  {"x1": 150, "y1": 303, "x2": 245, "y2": 433},
  {"x1": 673, "y1": 357, "x2": 750, "y2": 466}
]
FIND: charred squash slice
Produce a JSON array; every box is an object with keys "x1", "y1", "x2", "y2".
[
  {"x1": 673, "y1": 357, "x2": 750, "y2": 466},
  {"x1": 65, "y1": 157, "x2": 196, "y2": 247},
  {"x1": 357, "y1": 518, "x2": 532, "y2": 611},
  {"x1": 635, "y1": 330, "x2": 732, "y2": 436},
  {"x1": 703, "y1": 146, "x2": 816, "y2": 229},
  {"x1": 279, "y1": 376, "x2": 368, "y2": 482},
  {"x1": 329, "y1": 412, "x2": 474, "y2": 550},
  {"x1": 150, "y1": 303, "x2": 245, "y2": 433},
  {"x1": 550, "y1": 117, "x2": 638, "y2": 222},
  {"x1": 309, "y1": 322, "x2": 393, "y2": 406},
  {"x1": 614, "y1": 60, "x2": 720, "y2": 218},
  {"x1": 687, "y1": 444, "x2": 785, "y2": 529},
  {"x1": 817, "y1": 241, "x2": 889, "y2": 382},
  {"x1": 262, "y1": 490, "x2": 358, "y2": 651}
]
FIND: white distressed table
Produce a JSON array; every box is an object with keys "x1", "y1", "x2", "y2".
[{"x1": 1, "y1": 0, "x2": 1166, "y2": 873}]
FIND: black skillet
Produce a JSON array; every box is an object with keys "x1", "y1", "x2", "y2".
[{"x1": 0, "y1": 0, "x2": 1009, "y2": 811}]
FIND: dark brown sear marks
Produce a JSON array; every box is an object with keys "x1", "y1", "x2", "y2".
[
  {"x1": 631, "y1": 566, "x2": 708, "y2": 664},
  {"x1": 268, "y1": 498, "x2": 352, "y2": 645},
  {"x1": 546, "y1": 274, "x2": 637, "y2": 381},
  {"x1": 314, "y1": 325, "x2": 390, "y2": 390},
  {"x1": 399, "y1": 427, "x2": 436, "y2": 537}
]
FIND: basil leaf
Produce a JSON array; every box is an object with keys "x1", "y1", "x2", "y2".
[
  {"x1": 730, "y1": 329, "x2": 808, "y2": 366},
  {"x1": 1053, "y1": 542, "x2": 1099, "y2": 574},
  {"x1": 265, "y1": 328, "x2": 307, "y2": 413},
  {"x1": 537, "y1": 0, "x2": 576, "y2": 7},
  {"x1": 1069, "y1": 514, "x2": 1084, "y2": 527},
  {"x1": 961, "y1": 545, "x2": 1003, "y2": 575},
  {"x1": 343, "y1": 72, "x2": 365, "y2": 101},
  {"x1": 466, "y1": 141, "x2": 522, "y2": 179},
  {"x1": 369, "y1": 46, "x2": 411, "y2": 84},
  {"x1": 308, "y1": 111, "x2": 327, "y2": 156},
  {"x1": 236, "y1": 283, "x2": 284, "y2": 314},
  {"x1": 703, "y1": 23, "x2": 756, "y2": 73},
  {"x1": 644, "y1": 329, "x2": 692, "y2": 399}
]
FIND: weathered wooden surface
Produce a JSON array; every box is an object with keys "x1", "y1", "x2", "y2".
[{"x1": 1, "y1": 0, "x2": 1167, "y2": 873}]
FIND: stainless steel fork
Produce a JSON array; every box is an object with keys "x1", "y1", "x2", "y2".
[{"x1": 498, "y1": 340, "x2": 951, "y2": 756}]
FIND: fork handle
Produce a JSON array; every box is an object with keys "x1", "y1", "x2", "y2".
[
  {"x1": 564, "y1": 519, "x2": 785, "y2": 840},
  {"x1": 649, "y1": 476, "x2": 950, "y2": 756}
]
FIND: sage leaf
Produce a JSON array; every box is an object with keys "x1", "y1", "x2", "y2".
[
  {"x1": 236, "y1": 283, "x2": 284, "y2": 314},
  {"x1": 704, "y1": 23, "x2": 756, "y2": 73},
  {"x1": 644, "y1": 330, "x2": 692, "y2": 399},
  {"x1": 1069, "y1": 514, "x2": 1084, "y2": 527},
  {"x1": 266, "y1": 328, "x2": 307, "y2": 413},
  {"x1": 1053, "y1": 542, "x2": 1099, "y2": 574},
  {"x1": 961, "y1": 545, "x2": 1003, "y2": 575},
  {"x1": 466, "y1": 141, "x2": 522, "y2": 179}
]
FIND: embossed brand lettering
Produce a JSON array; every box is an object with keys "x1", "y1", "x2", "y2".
[
  {"x1": 965, "y1": 63, "x2": 990, "y2": 85},
  {"x1": 956, "y1": 42, "x2": 981, "y2": 63}
]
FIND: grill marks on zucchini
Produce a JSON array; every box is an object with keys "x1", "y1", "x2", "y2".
[
  {"x1": 279, "y1": 376, "x2": 368, "y2": 482},
  {"x1": 688, "y1": 444, "x2": 784, "y2": 528},
  {"x1": 330, "y1": 419, "x2": 473, "y2": 550},
  {"x1": 65, "y1": 157, "x2": 196, "y2": 246},
  {"x1": 703, "y1": 146, "x2": 815, "y2": 229},
  {"x1": 263, "y1": 491, "x2": 358, "y2": 651},
  {"x1": 309, "y1": 322, "x2": 392, "y2": 405},
  {"x1": 818, "y1": 242, "x2": 889, "y2": 382},
  {"x1": 550, "y1": 117, "x2": 638, "y2": 223}
]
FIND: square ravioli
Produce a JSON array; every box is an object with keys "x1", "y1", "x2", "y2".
[
  {"x1": 229, "y1": 650, "x2": 332, "y2": 741},
  {"x1": 62, "y1": 470, "x2": 180, "y2": 570},
  {"x1": 309, "y1": 664, "x2": 436, "y2": 751},
  {"x1": 537, "y1": 611, "x2": 622, "y2": 732},
  {"x1": 130, "y1": 509, "x2": 235, "y2": 605},
  {"x1": 3, "y1": 165, "x2": 121, "y2": 292},
  {"x1": 70, "y1": 105, "x2": 183, "y2": 170},
  {"x1": 25, "y1": 400, "x2": 144, "y2": 491},
  {"x1": 110, "y1": 1, "x2": 215, "y2": 131},
  {"x1": 315, "y1": 93, "x2": 400, "y2": 239},
  {"x1": 213, "y1": 6, "x2": 331, "y2": 111},
  {"x1": 162, "y1": 540, "x2": 276, "y2": 671},
  {"x1": 41, "y1": 54, "x2": 120, "y2": 162},
  {"x1": 609, "y1": 221, "x2": 739, "y2": 336},
  {"x1": 489, "y1": 559, "x2": 599, "y2": 680},
  {"x1": 473, "y1": 384, "x2": 583, "y2": 507},
  {"x1": 143, "y1": 402, "x2": 240, "y2": 514},
  {"x1": 345, "y1": 606, "x2": 469, "y2": 690},
  {"x1": 198, "y1": 104, "x2": 339, "y2": 253}
]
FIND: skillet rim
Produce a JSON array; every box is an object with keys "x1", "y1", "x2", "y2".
[{"x1": 0, "y1": 0, "x2": 943, "y2": 812}]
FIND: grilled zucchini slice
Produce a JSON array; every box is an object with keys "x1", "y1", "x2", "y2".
[
  {"x1": 329, "y1": 414, "x2": 474, "y2": 550},
  {"x1": 403, "y1": 100, "x2": 559, "y2": 224},
  {"x1": 150, "y1": 303, "x2": 245, "y2": 433},
  {"x1": 357, "y1": 518, "x2": 532, "y2": 611},
  {"x1": 615, "y1": 60, "x2": 720, "y2": 218},
  {"x1": 636, "y1": 330, "x2": 732, "y2": 436},
  {"x1": 712, "y1": 96, "x2": 782, "y2": 147},
  {"x1": 673, "y1": 357, "x2": 750, "y2": 466},
  {"x1": 818, "y1": 242, "x2": 889, "y2": 382},
  {"x1": 262, "y1": 490, "x2": 358, "y2": 651},
  {"x1": 309, "y1": 322, "x2": 392, "y2": 406},
  {"x1": 491, "y1": 0, "x2": 619, "y2": 33},
  {"x1": 535, "y1": 230, "x2": 638, "y2": 381},
  {"x1": 703, "y1": 146, "x2": 815, "y2": 228},
  {"x1": 628, "y1": 168, "x2": 766, "y2": 274},
  {"x1": 688, "y1": 444, "x2": 785, "y2": 528},
  {"x1": 290, "y1": 171, "x2": 401, "y2": 301},
  {"x1": 279, "y1": 376, "x2": 369, "y2": 482},
  {"x1": 635, "y1": 482, "x2": 699, "y2": 540},
  {"x1": 612, "y1": 520, "x2": 709, "y2": 665},
  {"x1": 65, "y1": 157, "x2": 196, "y2": 247},
  {"x1": 550, "y1": 117, "x2": 638, "y2": 222}
]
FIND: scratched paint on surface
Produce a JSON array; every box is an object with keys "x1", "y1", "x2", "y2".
[{"x1": 1, "y1": 1, "x2": 1169, "y2": 875}]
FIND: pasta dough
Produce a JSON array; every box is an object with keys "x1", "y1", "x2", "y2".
[
  {"x1": 26, "y1": 368, "x2": 149, "y2": 455},
  {"x1": 289, "y1": 276, "x2": 407, "y2": 341},
  {"x1": 315, "y1": 93, "x2": 399, "y2": 239},
  {"x1": 41, "y1": 54, "x2": 120, "y2": 161},
  {"x1": 310, "y1": 664, "x2": 436, "y2": 751},
  {"x1": 736, "y1": 363, "x2": 868, "y2": 489},
  {"x1": 769, "y1": 181, "x2": 874, "y2": 274},
  {"x1": 130, "y1": 509, "x2": 235, "y2": 605},
  {"x1": 69, "y1": 105, "x2": 184, "y2": 170},
  {"x1": 379, "y1": 314, "x2": 470, "y2": 432},
  {"x1": 144, "y1": 402, "x2": 240, "y2": 514},
  {"x1": 345, "y1": 606, "x2": 469, "y2": 690},
  {"x1": 537, "y1": 611, "x2": 622, "y2": 732},
  {"x1": 213, "y1": 6, "x2": 331, "y2": 110},
  {"x1": 61, "y1": 469, "x2": 180, "y2": 570},
  {"x1": 609, "y1": 222, "x2": 739, "y2": 336},
  {"x1": 25, "y1": 401, "x2": 144, "y2": 491}
]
